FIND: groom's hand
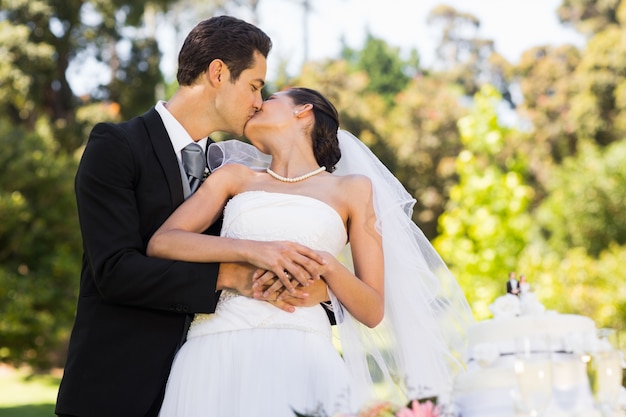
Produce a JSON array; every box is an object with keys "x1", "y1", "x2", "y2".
[{"x1": 216, "y1": 262, "x2": 260, "y2": 296}]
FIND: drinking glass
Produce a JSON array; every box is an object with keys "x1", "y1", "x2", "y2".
[
  {"x1": 551, "y1": 352, "x2": 587, "y2": 413},
  {"x1": 586, "y1": 349, "x2": 623, "y2": 417},
  {"x1": 514, "y1": 337, "x2": 553, "y2": 417},
  {"x1": 596, "y1": 328, "x2": 622, "y2": 354}
]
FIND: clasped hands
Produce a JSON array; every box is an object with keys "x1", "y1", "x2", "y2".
[{"x1": 217, "y1": 240, "x2": 334, "y2": 313}]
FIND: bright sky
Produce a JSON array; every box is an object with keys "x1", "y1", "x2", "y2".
[
  {"x1": 253, "y1": 0, "x2": 585, "y2": 77},
  {"x1": 69, "y1": 0, "x2": 586, "y2": 95}
]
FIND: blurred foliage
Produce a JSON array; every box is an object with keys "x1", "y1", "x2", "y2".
[
  {"x1": 427, "y1": 4, "x2": 514, "y2": 102},
  {"x1": 570, "y1": 24, "x2": 626, "y2": 146},
  {"x1": 434, "y1": 86, "x2": 535, "y2": 319},
  {"x1": 1, "y1": 0, "x2": 626, "y2": 369},
  {"x1": 517, "y1": 244, "x2": 626, "y2": 331},
  {"x1": 383, "y1": 76, "x2": 466, "y2": 238},
  {"x1": 537, "y1": 140, "x2": 626, "y2": 257},
  {"x1": 108, "y1": 36, "x2": 163, "y2": 120},
  {"x1": 0, "y1": 0, "x2": 175, "y2": 370},
  {"x1": 0, "y1": 116, "x2": 80, "y2": 369},
  {"x1": 537, "y1": 1, "x2": 626, "y2": 336},
  {"x1": 515, "y1": 45, "x2": 581, "y2": 168},
  {"x1": 557, "y1": 0, "x2": 622, "y2": 35},
  {"x1": 341, "y1": 33, "x2": 415, "y2": 105}
]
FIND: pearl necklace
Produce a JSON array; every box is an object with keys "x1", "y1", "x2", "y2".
[{"x1": 266, "y1": 166, "x2": 326, "y2": 183}]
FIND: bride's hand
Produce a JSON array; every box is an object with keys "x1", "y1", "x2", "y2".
[
  {"x1": 279, "y1": 278, "x2": 329, "y2": 306},
  {"x1": 265, "y1": 284, "x2": 311, "y2": 313},
  {"x1": 244, "y1": 240, "x2": 326, "y2": 293},
  {"x1": 254, "y1": 276, "x2": 330, "y2": 313},
  {"x1": 251, "y1": 271, "x2": 308, "y2": 299}
]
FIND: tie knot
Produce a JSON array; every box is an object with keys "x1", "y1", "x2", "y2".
[{"x1": 181, "y1": 143, "x2": 206, "y2": 179}]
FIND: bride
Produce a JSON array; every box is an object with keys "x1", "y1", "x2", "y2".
[{"x1": 147, "y1": 87, "x2": 473, "y2": 416}]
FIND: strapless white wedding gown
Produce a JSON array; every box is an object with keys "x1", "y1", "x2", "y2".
[{"x1": 158, "y1": 191, "x2": 358, "y2": 417}]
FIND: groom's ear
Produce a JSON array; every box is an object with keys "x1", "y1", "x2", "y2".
[{"x1": 206, "y1": 59, "x2": 227, "y2": 86}]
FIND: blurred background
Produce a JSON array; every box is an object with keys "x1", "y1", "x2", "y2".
[{"x1": 1, "y1": 0, "x2": 625, "y2": 412}]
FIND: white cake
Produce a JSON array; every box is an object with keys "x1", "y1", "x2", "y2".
[
  {"x1": 467, "y1": 311, "x2": 596, "y2": 357},
  {"x1": 450, "y1": 291, "x2": 622, "y2": 417}
]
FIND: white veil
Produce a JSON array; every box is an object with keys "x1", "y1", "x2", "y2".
[
  {"x1": 207, "y1": 130, "x2": 473, "y2": 405},
  {"x1": 330, "y1": 130, "x2": 473, "y2": 405}
]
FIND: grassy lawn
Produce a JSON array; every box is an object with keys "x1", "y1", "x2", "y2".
[{"x1": 0, "y1": 366, "x2": 60, "y2": 417}]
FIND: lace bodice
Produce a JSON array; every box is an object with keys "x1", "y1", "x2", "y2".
[{"x1": 187, "y1": 191, "x2": 348, "y2": 340}]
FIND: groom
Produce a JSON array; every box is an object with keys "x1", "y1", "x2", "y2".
[{"x1": 55, "y1": 16, "x2": 328, "y2": 417}]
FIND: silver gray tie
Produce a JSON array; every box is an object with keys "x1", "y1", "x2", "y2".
[{"x1": 181, "y1": 143, "x2": 206, "y2": 194}]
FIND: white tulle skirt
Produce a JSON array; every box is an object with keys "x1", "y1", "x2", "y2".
[{"x1": 158, "y1": 292, "x2": 358, "y2": 417}]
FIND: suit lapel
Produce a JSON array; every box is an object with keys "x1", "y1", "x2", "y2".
[{"x1": 141, "y1": 108, "x2": 185, "y2": 207}]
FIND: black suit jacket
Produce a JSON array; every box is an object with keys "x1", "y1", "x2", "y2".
[
  {"x1": 56, "y1": 108, "x2": 222, "y2": 417},
  {"x1": 506, "y1": 279, "x2": 520, "y2": 294}
]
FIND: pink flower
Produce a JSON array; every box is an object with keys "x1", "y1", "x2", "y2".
[
  {"x1": 409, "y1": 400, "x2": 439, "y2": 417},
  {"x1": 395, "y1": 408, "x2": 415, "y2": 417},
  {"x1": 324, "y1": 398, "x2": 441, "y2": 417}
]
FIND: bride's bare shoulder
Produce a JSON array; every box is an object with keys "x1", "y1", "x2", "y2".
[
  {"x1": 205, "y1": 163, "x2": 259, "y2": 194},
  {"x1": 211, "y1": 162, "x2": 256, "y2": 178},
  {"x1": 336, "y1": 173, "x2": 372, "y2": 192},
  {"x1": 334, "y1": 174, "x2": 374, "y2": 206}
]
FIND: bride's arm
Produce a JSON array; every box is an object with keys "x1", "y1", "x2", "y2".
[
  {"x1": 147, "y1": 164, "x2": 326, "y2": 289},
  {"x1": 147, "y1": 164, "x2": 239, "y2": 261},
  {"x1": 318, "y1": 176, "x2": 384, "y2": 328}
]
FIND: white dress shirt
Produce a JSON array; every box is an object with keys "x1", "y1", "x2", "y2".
[{"x1": 155, "y1": 100, "x2": 208, "y2": 198}]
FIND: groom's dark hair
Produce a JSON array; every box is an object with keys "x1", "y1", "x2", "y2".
[
  {"x1": 177, "y1": 15, "x2": 272, "y2": 86},
  {"x1": 287, "y1": 87, "x2": 341, "y2": 172}
]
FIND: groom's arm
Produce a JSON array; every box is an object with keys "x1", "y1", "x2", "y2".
[{"x1": 76, "y1": 122, "x2": 220, "y2": 313}]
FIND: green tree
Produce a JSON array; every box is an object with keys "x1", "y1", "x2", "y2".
[
  {"x1": 108, "y1": 36, "x2": 163, "y2": 120},
  {"x1": 517, "y1": 243, "x2": 626, "y2": 333},
  {"x1": 383, "y1": 75, "x2": 467, "y2": 238},
  {"x1": 515, "y1": 45, "x2": 581, "y2": 167},
  {"x1": 570, "y1": 24, "x2": 626, "y2": 146},
  {"x1": 434, "y1": 86, "x2": 535, "y2": 319},
  {"x1": 340, "y1": 33, "x2": 415, "y2": 105},
  {"x1": 558, "y1": 0, "x2": 621, "y2": 35},
  {"x1": 537, "y1": 140, "x2": 626, "y2": 257},
  {"x1": 0, "y1": 0, "x2": 176, "y2": 151},
  {"x1": 0, "y1": 0, "x2": 178, "y2": 369},
  {"x1": 427, "y1": 4, "x2": 482, "y2": 70},
  {"x1": 427, "y1": 4, "x2": 501, "y2": 97},
  {"x1": 0, "y1": 0, "x2": 76, "y2": 130},
  {"x1": 0, "y1": 118, "x2": 80, "y2": 369}
]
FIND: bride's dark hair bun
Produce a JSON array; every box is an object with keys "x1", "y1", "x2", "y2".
[{"x1": 287, "y1": 87, "x2": 341, "y2": 172}]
